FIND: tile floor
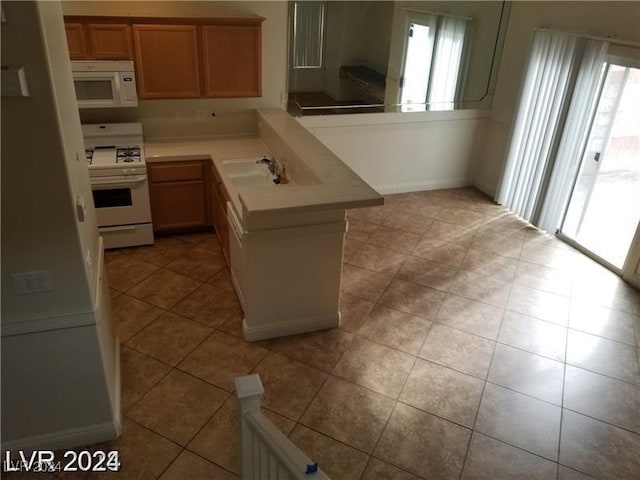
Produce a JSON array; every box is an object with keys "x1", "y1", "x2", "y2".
[{"x1": 12, "y1": 187, "x2": 640, "y2": 480}]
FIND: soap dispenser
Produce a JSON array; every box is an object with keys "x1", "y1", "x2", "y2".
[{"x1": 279, "y1": 164, "x2": 290, "y2": 184}]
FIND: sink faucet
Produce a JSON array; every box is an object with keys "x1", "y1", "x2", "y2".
[{"x1": 257, "y1": 155, "x2": 281, "y2": 176}]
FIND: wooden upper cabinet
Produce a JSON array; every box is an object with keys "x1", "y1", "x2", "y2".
[
  {"x1": 65, "y1": 23, "x2": 90, "y2": 60},
  {"x1": 87, "y1": 23, "x2": 132, "y2": 60},
  {"x1": 201, "y1": 24, "x2": 261, "y2": 98},
  {"x1": 132, "y1": 24, "x2": 200, "y2": 99}
]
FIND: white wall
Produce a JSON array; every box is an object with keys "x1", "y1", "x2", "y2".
[
  {"x1": 474, "y1": 1, "x2": 640, "y2": 196},
  {"x1": 299, "y1": 109, "x2": 487, "y2": 194},
  {"x1": 1, "y1": 0, "x2": 118, "y2": 450},
  {"x1": 61, "y1": 1, "x2": 288, "y2": 138}
]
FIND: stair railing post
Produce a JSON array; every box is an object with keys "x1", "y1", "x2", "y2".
[{"x1": 235, "y1": 374, "x2": 265, "y2": 480}]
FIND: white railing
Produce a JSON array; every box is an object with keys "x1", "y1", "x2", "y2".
[{"x1": 235, "y1": 374, "x2": 331, "y2": 480}]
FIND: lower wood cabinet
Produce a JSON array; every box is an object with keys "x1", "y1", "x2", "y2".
[
  {"x1": 210, "y1": 164, "x2": 231, "y2": 264},
  {"x1": 148, "y1": 160, "x2": 212, "y2": 234}
]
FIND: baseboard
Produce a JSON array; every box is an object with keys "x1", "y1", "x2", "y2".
[
  {"x1": 2, "y1": 419, "x2": 121, "y2": 454},
  {"x1": 242, "y1": 312, "x2": 340, "y2": 342},
  {"x1": 373, "y1": 177, "x2": 473, "y2": 195}
]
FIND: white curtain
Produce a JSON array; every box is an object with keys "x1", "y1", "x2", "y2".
[
  {"x1": 427, "y1": 16, "x2": 467, "y2": 110},
  {"x1": 537, "y1": 40, "x2": 609, "y2": 233},
  {"x1": 496, "y1": 30, "x2": 577, "y2": 221},
  {"x1": 293, "y1": 1, "x2": 325, "y2": 69}
]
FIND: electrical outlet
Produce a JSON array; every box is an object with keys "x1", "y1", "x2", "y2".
[{"x1": 12, "y1": 270, "x2": 53, "y2": 295}]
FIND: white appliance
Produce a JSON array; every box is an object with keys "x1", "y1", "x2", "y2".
[
  {"x1": 71, "y1": 61, "x2": 138, "y2": 109},
  {"x1": 83, "y1": 122, "x2": 154, "y2": 249}
]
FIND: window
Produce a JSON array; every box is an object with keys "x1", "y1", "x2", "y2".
[{"x1": 292, "y1": 1, "x2": 325, "y2": 69}]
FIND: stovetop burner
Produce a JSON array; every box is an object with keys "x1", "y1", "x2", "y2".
[{"x1": 116, "y1": 146, "x2": 141, "y2": 164}]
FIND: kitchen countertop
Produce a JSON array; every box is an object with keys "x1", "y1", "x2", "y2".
[{"x1": 143, "y1": 109, "x2": 384, "y2": 229}]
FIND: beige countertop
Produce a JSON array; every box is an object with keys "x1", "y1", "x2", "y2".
[{"x1": 143, "y1": 109, "x2": 383, "y2": 230}]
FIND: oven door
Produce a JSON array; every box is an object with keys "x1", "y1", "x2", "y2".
[{"x1": 91, "y1": 175, "x2": 152, "y2": 227}]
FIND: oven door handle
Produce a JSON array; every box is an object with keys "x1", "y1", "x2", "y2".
[
  {"x1": 91, "y1": 175, "x2": 147, "y2": 187},
  {"x1": 99, "y1": 225, "x2": 137, "y2": 232}
]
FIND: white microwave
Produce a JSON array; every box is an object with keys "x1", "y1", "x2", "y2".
[{"x1": 71, "y1": 61, "x2": 138, "y2": 109}]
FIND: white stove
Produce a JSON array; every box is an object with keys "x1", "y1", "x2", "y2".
[{"x1": 83, "y1": 123, "x2": 154, "y2": 249}]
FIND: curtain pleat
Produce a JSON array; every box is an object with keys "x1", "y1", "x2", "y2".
[
  {"x1": 428, "y1": 16, "x2": 468, "y2": 110},
  {"x1": 537, "y1": 40, "x2": 609, "y2": 233},
  {"x1": 496, "y1": 31, "x2": 577, "y2": 222}
]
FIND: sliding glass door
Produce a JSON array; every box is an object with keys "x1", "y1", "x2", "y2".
[{"x1": 560, "y1": 61, "x2": 640, "y2": 271}]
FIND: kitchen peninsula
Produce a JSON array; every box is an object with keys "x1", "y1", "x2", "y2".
[{"x1": 145, "y1": 109, "x2": 384, "y2": 341}]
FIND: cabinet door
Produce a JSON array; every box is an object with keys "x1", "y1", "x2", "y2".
[
  {"x1": 65, "y1": 23, "x2": 90, "y2": 60},
  {"x1": 201, "y1": 25, "x2": 261, "y2": 98},
  {"x1": 150, "y1": 180, "x2": 207, "y2": 232},
  {"x1": 133, "y1": 24, "x2": 200, "y2": 99},
  {"x1": 88, "y1": 23, "x2": 132, "y2": 60}
]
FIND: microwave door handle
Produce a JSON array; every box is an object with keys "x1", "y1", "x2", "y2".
[{"x1": 112, "y1": 74, "x2": 121, "y2": 103}]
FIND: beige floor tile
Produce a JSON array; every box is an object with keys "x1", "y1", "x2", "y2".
[
  {"x1": 375, "y1": 403, "x2": 471, "y2": 480},
  {"x1": 470, "y1": 231, "x2": 524, "y2": 260},
  {"x1": 75, "y1": 418, "x2": 181, "y2": 480},
  {"x1": 569, "y1": 301, "x2": 638, "y2": 346},
  {"x1": 382, "y1": 211, "x2": 434, "y2": 235},
  {"x1": 461, "y1": 248, "x2": 519, "y2": 282},
  {"x1": 560, "y1": 410, "x2": 640, "y2": 479},
  {"x1": 413, "y1": 238, "x2": 468, "y2": 267},
  {"x1": 507, "y1": 284, "x2": 570, "y2": 326},
  {"x1": 158, "y1": 450, "x2": 237, "y2": 480},
  {"x1": 396, "y1": 256, "x2": 457, "y2": 292},
  {"x1": 422, "y1": 220, "x2": 477, "y2": 246},
  {"x1": 172, "y1": 283, "x2": 242, "y2": 328},
  {"x1": 105, "y1": 256, "x2": 159, "y2": 292},
  {"x1": 475, "y1": 383, "x2": 561, "y2": 460},
  {"x1": 189, "y1": 233, "x2": 224, "y2": 254},
  {"x1": 400, "y1": 359, "x2": 484, "y2": 427},
  {"x1": 111, "y1": 294, "x2": 164, "y2": 342},
  {"x1": 267, "y1": 328, "x2": 354, "y2": 373},
  {"x1": 348, "y1": 206, "x2": 389, "y2": 224},
  {"x1": 488, "y1": 344, "x2": 565, "y2": 405},
  {"x1": 436, "y1": 294, "x2": 504, "y2": 340},
  {"x1": 127, "y1": 269, "x2": 201, "y2": 309},
  {"x1": 179, "y1": 330, "x2": 268, "y2": 391},
  {"x1": 344, "y1": 238, "x2": 366, "y2": 262},
  {"x1": 419, "y1": 324, "x2": 496, "y2": 379},
  {"x1": 355, "y1": 304, "x2": 432, "y2": 355},
  {"x1": 402, "y1": 202, "x2": 444, "y2": 220},
  {"x1": 566, "y1": 329, "x2": 640, "y2": 384},
  {"x1": 127, "y1": 312, "x2": 213, "y2": 366},
  {"x1": 498, "y1": 311, "x2": 567, "y2": 361},
  {"x1": 120, "y1": 346, "x2": 171, "y2": 411},
  {"x1": 347, "y1": 243, "x2": 409, "y2": 276},
  {"x1": 188, "y1": 397, "x2": 294, "y2": 474},
  {"x1": 564, "y1": 365, "x2": 640, "y2": 434},
  {"x1": 165, "y1": 246, "x2": 227, "y2": 281},
  {"x1": 346, "y1": 217, "x2": 380, "y2": 242},
  {"x1": 207, "y1": 268, "x2": 234, "y2": 292},
  {"x1": 253, "y1": 352, "x2": 327, "y2": 421},
  {"x1": 333, "y1": 337, "x2": 415, "y2": 398},
  {"x1": 123, "y1": 241, "x2": 189, "y2": 267},
  {"x1": 362, "y1": 458, "x2": 422, "y2": 480},
  {"x1": 378, "y1": 278, "x2": 445, "y2": 319},
  {"x1": 449, "y1": 271, "x2": 512, "y2": 307},
  {"x1": 520, "y1": 243, "x2": 580, "y2": 270},
  {"x1": 217, "y1": 311, "x2": 245, "y2": 338},
  {"x1": 339, "y1": 293, "x2": 376, "y2": 333},
  {"x1": 300, "y1": 376, "x2": 395, "y2": 453},
  {"x1": 437, "y1": 207, "x2": 486, "y2": 227},
  {"x1": 461, "y1": 432, "x2": 557, "y2": 480},
  {"x1": 514, "y1": 261, "x2": 572, "y2": 296},
  {"x1": 366, "y1": 227, "x2": 422, "y2": 254},
  {"x1": 557, "y1": 466, "x2": 596, "y2": 480},
  {"x1": 341, "y1": 264, "x2": 393, "y2": 302},
  {"x1": 289, "y1": 425, "x2": 370, "y2": 480},
  {"x1": 127, "y1": 370, "x2": 228, "y2": 445}
]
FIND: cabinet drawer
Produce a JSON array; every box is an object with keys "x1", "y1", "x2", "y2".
[{"x1": 148, "y1": 162, "x2": 204, "y2": 182}]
